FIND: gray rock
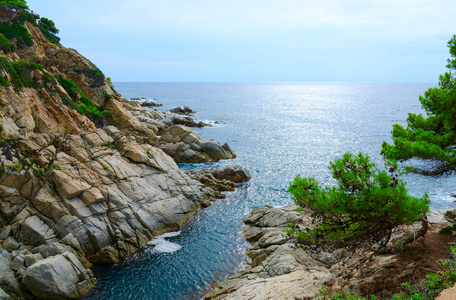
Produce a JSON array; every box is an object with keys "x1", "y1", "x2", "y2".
[
  {"x1": 3, "y1": 237, "x2": 19, "y2": 252},
  {"x1": 169, "y1": 106, "x2": 196, "y2": 115},
  {"x1": 24, "y1": 253, "x2": 36, "y2": 268},
  {"x1": 444, "y1": 209, "x2": 456, "y2": 223},
  {"x1": 0, "y1": 225, "x2": 11, "y2": 240},
  {"x1": 0, "y1": 254, "x2": 23, "y2": 299},
  {"x1": 18, "y1": 216, "x2": 57, "y2": 246},
  {"x1": 10, "y1": 255, "x2": 24, "y2": 272},
  {"x1": 158, "y1": 125, "x2": 236, "y2": 162},
  {"x1": 22, "y1": 252, "x2": 96, "y2": 299},
  {"x1": 0, "y1": 288, "x2": 10, "y2": 300}
]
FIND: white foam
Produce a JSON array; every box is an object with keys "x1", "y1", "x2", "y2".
[
  {"x1": 148, "y1": 231, "x2": 182, "y2": 253},
  {"x1": 201, "y1": 120, "x2": 226, "y2": 127}
]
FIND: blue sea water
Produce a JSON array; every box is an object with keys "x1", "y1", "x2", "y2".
[{"x1": 83, "y1": 82, "x2": 455, "y2": 300}]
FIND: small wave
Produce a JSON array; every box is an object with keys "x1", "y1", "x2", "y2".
[
  {"x1": 201, "y1": 120, "x2": 226, "y2": 127},
  {"x1": 147, "y1": 231, "x2": 182, "y2": 253}
]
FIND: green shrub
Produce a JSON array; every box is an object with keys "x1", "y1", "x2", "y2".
[
  {"x1": 0, "y1": 33, "x2": 15, "y2": 53},
  {"x1": 439, "y1": 224, "x2": 456, "y2": 234},
  {"x1": 37, "y1": 17, "x2": 58, "y2": 34},
  {"x1": 0, "y1": 57, "x2": 52, "y2": 90},
  {"x1": 49, "y1": 163, "x2": 60, "y2": 170},
  {"x1": 106, "y1": 77, "x2": 118, "y2": 93},
  {"x1": 16, "y1": 10, "x2": 34, "y2": 24},
  {"x1": 74, "y1": 66, "x2": 104, "y2": 87},
  {"x1": 288, "y1": 153, "x2": 429, "y2": 252},
  {"x1": 38, "y1": 26, "x2": 60, "y2": 45},
  {"x1": 56, "y1": 75, "x2": 111, "y2": 120},
  {"x1": 103, "y1": 92, "x2": 113, "y2": 100},
  {"x1": 0, "y1": 19, "x2": 33, "y2": 49}
]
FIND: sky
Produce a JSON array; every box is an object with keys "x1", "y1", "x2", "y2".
[{"x1": 27, "y1": 0, "x2": 456, "y2": 82}]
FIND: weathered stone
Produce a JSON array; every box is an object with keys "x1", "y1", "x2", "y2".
[
  {"x1": 3, "y1": 237, "x2": 20, "y2": 252},
  {"x1": 18, "y1": 216, "x2": 57, "y2": 246},
  {"x1": 0, "y1": 225, "x2": 11, "y2": 240},
  {"x1": 444, "y1": 209, "x2": 456, "y2": 223},
  {"x1": 36, "y1": 145, "x2": 56, "y2": 168},
  {"x1": 158, "y1": 125, "x2": 236, "y2": 163},
  {"x1": 169, "y1": 106, "x2": 196, "y2": 115},
  {"x1": 437, "y1": 283, "x2": 456, "y2": 300},
  {"x1": 22, "y1": 252, "x2": 96, "y2": 299},
  {"x1": 10, "y1": 255, "x2": 24, "y2": 272},
  {"x1": 0, "y1": 287, "x2": 9, "y2": 300}
]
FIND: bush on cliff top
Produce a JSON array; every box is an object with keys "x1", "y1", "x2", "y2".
[
  {"x1": 37, "y1": 17, "x2": 60, "y2": 46},
  {"x1": 0, "y1": 17, "x2": 33, "y2": 49},
  {"x1": 381, "y1": 35, "x2": 456, "y2": 174},
  {"x1": 0, "y1": 0, "x2": 29, "y2": 12},
  {"x1": 288, "y1": 152, "x2": 429, "y2": 252}
]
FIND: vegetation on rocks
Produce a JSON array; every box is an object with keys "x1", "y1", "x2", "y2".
[
  {"x1": 74, "y1": 66, "x2": 104, "y2": 87},
  {"x1": 0, "y1": 0, "x2": 28, "y2": 12},
  {"x1": 381, "y1": 35, "x2": 456, "y2": 174},
  {"x1": 0, "y1": 14, "x2": 33, "y2": 49},
  {"x1": 56, "y1": 75, "x2": 111, "y2": 119},
  {"x1": 318, "y1": 246, "x2": 456, "y2": 300},
  {"x1": 288, "y1": 152, "x2": 430, "y2": 253},
  {"x1": 37, "y1": 17, "x2": 60, "y2": 45},
  {"x1": 0, "y1": 57, "x2": 53, "y2": 90}
]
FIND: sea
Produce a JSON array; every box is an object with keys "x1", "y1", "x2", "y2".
[{"x1": 82, "y1": 82, "x2": 455, "y2": 300}]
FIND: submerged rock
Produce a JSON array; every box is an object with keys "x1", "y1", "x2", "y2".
[{"x1": 140, "y1": 100, "x2": 163, "y2": 107}]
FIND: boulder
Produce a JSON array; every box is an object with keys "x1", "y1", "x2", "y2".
[
  {"x1": 22, "y1": 252, "x2": 96, "y2": 299},
  {"x1": 3, "y1": 237, "x2": 19, "y2": 252},
  {"x1": 170, "y1": 115, "x2": 210, "y2": 128},
  {"x1": 158, "y1": 125, "x2": 236, "y2": 163},
  {"x1": 0, "y1": 225, "x2": 11, "y2": 240},
  {"x1": 140, "y1": 100, "x2": 162, "y2": 107},
  {"x1": 0, "y1": 288, "x2": 9, "y2": 300},
  {"x1": 444, "y1": 209, "x2": 456, "y2": 223},
  {"x1": 169, "y1": 106, "x2": 197, "y2": 115},
  {"x1": 185, "y1": 165, "x2": 251, "y2": 196}
]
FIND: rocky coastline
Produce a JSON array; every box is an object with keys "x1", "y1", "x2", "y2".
[
  {"x1": 0, "y1": 14, "x2": 250, "y2": 299},
  {"x1": 204, "y1": 204, "x2": 456, "y2": 300}
]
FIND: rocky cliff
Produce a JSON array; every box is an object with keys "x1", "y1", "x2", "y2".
[{"x1": 0, "y1": 10, "x2": 247, "y2": 299}]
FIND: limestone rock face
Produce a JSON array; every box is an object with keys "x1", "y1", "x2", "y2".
[
  {"x1": 158, "y1": 125, "x2": 236, "y2": 163},
  {"x1": 22, "y1": 252, "x2": 96, "y2": 299}
]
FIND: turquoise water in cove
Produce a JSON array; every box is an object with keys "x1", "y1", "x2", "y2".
[{"x1": 83, "y1": 82, "x2": 455, "y2": 300}]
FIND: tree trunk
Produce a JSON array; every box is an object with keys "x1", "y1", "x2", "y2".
[{"x1": 393, "y1": 215, "x2": 428, "y2": 251}]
